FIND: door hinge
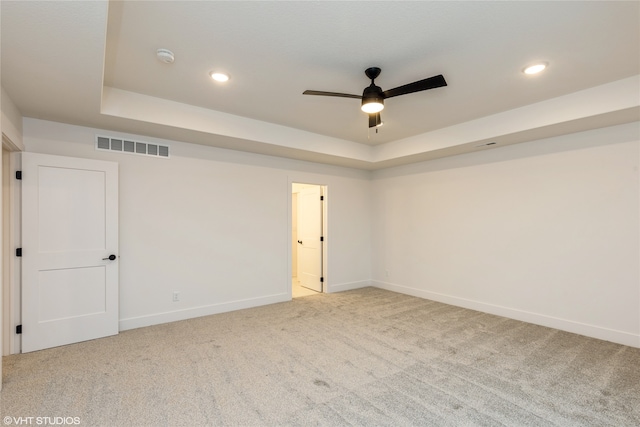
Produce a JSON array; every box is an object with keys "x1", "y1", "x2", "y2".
[
  {"x1": 320, "y1": 236, "x2": 324, "y2": 242},
  {"x1": 16, "y1": 325, "x2": 22, "y2": 334},
  {"x1": 16, "y1": 171, "x2": 22, "y2": 180},
  {"x1": 16, "y1": 248, "x2": 22, "y2": 257},
  {"x1": 320, "y1": 277, "x2": 324, "y2": 283},
  {"x1": 320, "y1": 195, "x2": 324, "y2": 201}
]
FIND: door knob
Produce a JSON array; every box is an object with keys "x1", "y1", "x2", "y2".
[
  {"x1": 297, "y1": 240, "x2": 303, "y2": 244},
  {"x1": 102, "y1": 254, "x2": 117, "y2": 261}
]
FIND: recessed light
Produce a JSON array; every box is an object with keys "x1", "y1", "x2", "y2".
[
  {"x1": 523, "y1": 63, "x2": 547, "y2": 75},
  {"x1": 210, "y1": 72, "x2": 230, "y2": 82}
]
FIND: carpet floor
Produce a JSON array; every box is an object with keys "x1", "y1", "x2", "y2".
[{"x1": 1, "y1": 287, "x2": 639, "y2": 426}]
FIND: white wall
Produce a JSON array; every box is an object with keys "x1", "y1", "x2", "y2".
[
  {"x1": 372, "y1": 122, "x2": 640, "y2": 347},
  {"x1": 23, "y1": 118, "x2": 372, "y2": 331},
  {"x1": 18, "y1": 117, "x2": 640, "y2": 349}
]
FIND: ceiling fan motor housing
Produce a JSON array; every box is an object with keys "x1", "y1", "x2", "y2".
[{"x1": 362, "y1": 84, "x2": 384, "y2": 112}]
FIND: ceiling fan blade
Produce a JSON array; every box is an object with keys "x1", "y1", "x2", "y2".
[
  {"x1": 382, "y1": 74, "x2": 447, "y2": 99},
  {"x1": 303, "y1": 90, "x2": 361, "y2": 99},
  {"x1": 368, "y1": 112, "x2": 382, "y2": 128}
]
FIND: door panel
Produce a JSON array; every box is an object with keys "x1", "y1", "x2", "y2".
[
  {"x1": 22, "y1": 153, "x2": 119, "y2": 353},
  {"x1": 297, "y1": 186, "x2": 322, "y2": 292},
  {"x1": 38, "y1": 267, "x2": 106, "y2": 321},
  {"x1": 37, "y1": 166, "x2": 106, "y2": 252}
]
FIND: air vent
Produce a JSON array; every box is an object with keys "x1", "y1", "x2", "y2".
[{"x1": 96, "y1": 135, "x2": 170, "y2": 158}]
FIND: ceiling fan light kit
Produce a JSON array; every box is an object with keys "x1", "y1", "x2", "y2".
[
  {"x1": 361, "y1": 89, "x2": 384, "y2": 113},
  {"x1": 304, "y1": 66, "x2": 447, "y2": 129}
]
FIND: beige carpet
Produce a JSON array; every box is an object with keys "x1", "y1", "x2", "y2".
[{"x1": 1, "y1": 287, "x2": 639, "y2": 426}]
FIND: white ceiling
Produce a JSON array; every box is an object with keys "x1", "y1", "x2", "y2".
[{"x1": 2, "y1": 1, "x2": 639, "y2": 170}]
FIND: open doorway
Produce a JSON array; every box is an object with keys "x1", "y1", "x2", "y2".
[{"x1": 292, "y1": 183, "x2": 325, "y2": 298}]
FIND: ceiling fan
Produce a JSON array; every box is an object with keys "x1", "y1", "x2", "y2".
[{"x1": 303, "y1": 67, "x2": 447, "y2": 128}]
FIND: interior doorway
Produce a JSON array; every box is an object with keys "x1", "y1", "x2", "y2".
[{"x1": 292, "y1": 183, "x2": 325, "y2": 298}]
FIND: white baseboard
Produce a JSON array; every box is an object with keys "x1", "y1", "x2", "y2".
[
  {"x1": 119, "y1": 293, "x2": 290, "y2": 331},
  {"x1": 326, "y1": 280, "x2": 371, "y2": 293},
  {"x1": 372, "y1": 280, "x2": 640, "y2": 348}
]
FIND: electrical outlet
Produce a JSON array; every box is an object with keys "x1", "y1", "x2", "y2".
[
  {"x1": 172, "y1": 291, "x2": 180, "y2": 302},
  {"x1": 385, "y1": 270, "x2": 390, "y2": 278}
]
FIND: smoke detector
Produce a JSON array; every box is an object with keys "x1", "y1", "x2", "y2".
[{"x1": 156, "y1": 48, "x2": 175, "y2": 64}]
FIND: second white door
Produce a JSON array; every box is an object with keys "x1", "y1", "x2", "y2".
[{"x1": 297, "y1": 185, "x2": 323, "y2": 292}]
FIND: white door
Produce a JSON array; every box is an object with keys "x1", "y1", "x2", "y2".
[
  {"x1": 21, "y1": 153, "x2": 118, "y2": 352},
  {"x1": 297, "y1": 186, "x2": 323, "y2": 292}
]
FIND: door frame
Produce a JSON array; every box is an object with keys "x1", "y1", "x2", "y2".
[
  {"x1": 2, "y1": 136, "x2": 21, "y2": 356},
  {"x1": 288, "y1": 180, "x2": 328, "y2": 299}
]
